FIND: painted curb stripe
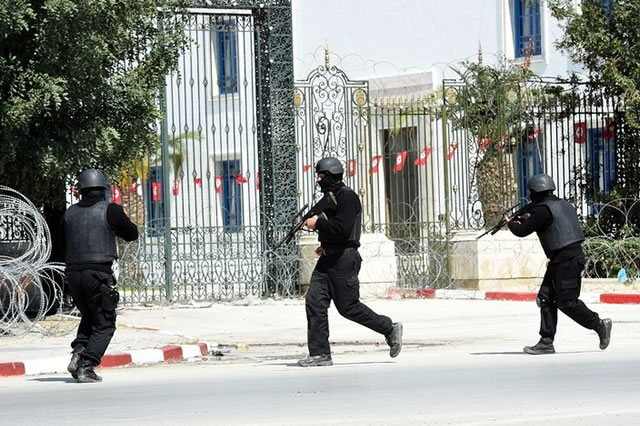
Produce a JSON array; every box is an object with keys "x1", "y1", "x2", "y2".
[
  {"x1": 130, "y1": 349, "x2": 165, "y2": 365},
  {"x1": 600, "y1": 293, "x2": 640, "y2": 304},
  {"x1": 161, "y1": 345, "x2": 183, "y2": 361},
  {"x1": 98, "y1": 353, "x2": 132, "y2": 369},
  {"x1": 0, "y1": 362, "x2": 25, "y2": 377},
  {"x1": 485, "y1": 292, "x2": 537, "y2": 302},
  {"x1": 24, "y1": 356, "x2": 71, "y2": 376},
  {"x1": 180, "y1": 344, "x2": 204, "y2": 360},
  {"x1": 435, "y1": 289, "x2": 486, "y2": 300}
]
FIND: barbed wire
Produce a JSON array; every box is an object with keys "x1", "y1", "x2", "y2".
[{"x1": 0, "y1": 186, "x2": 79, "y2": 337}]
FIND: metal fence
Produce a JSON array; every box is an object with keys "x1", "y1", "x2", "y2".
[{"x1": 106, "y1": 9, "x2": 636, "y2": 302}]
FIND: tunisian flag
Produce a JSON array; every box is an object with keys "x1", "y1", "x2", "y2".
[
  {"x1": 235, "y1": 173, "x2": 248, "y2": 184},
  {"x1": 111, "y1": 185, "x2": 122, "y2": 204},
  {"x1": 370, "y1": 155, "x2": 383, "y2": 174},
  {"x1": 414, "y1": 148, "x2": 432, "y2": 166},
  {"x1": 604, "y1": 119, "x2": 616, "y2": 141},
  {"x1": 215, "y1": 176, "x2": 223, "y2": 194},
  {"x1": 348, "y1": 159, "x2": 357, "y2": 177},
  {"x1": 447, "y1": 144, "x2": 457, "y2": 161},
  {"x1": 172, "y1": 180, "x2": 180, "y2": 196},
  {"x1": 151, "y1": 182, "x2": 162, "y2": 201},
  {"x1": 574, "y1": 122, "x2": 587, "y2": 144},
  {"x1": 393, "y1": 151, "x2": 408, "y2": 173}
]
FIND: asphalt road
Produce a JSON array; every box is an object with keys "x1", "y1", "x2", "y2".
[{"x1": 1, "y1": 347, "x2": 639, "y2": 425}]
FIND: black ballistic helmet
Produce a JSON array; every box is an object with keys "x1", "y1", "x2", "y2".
[
  {"x1": 76, "y1": 168, "x2": 109, "y2": 192},
  {"x1": 527, "y1": 173, "x2": 556, "y2": 193},
  {"x1": 315, "y1": 157, "x2": 344, "y2": 175}
]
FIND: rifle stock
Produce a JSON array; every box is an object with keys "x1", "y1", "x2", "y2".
[
  {"x1": 476, "y1": 202, "x2": 531, "y2": 240},
  {"x1": 274, "y1": 192, "x2": 338, "y2": 249}
]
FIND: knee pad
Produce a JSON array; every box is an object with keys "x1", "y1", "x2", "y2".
[{"x1": 536, "y1": 296, "x2": 550, "y2": 308}]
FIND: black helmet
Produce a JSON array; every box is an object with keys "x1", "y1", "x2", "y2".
[
  {"x1": 76, "y1": 168, "x2": 109, "y2": 192},
  {"x1": 527, "y1": 174, "x2": 556, "y2": 193},
  {"x1": 315, "y1": 157, "x2": 344, "y2": 175}
]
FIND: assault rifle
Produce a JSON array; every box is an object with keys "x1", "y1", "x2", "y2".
[
  {"x1": 274, "y1": 192, "x2": 338, "y2": 249},
  {"x1": 476, "y1": 202, "x2": 531, "y2": 240}
]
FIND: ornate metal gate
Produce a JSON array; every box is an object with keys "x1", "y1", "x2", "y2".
[{"x1": 117, "y1": 2, "x2": 297, "y2": 303}]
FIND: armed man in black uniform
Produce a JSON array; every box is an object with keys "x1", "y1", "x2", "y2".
[
  {"x1": 62, "y1": 168, "x2": 138, "y2": 382},
  {"x1": 506, "y1": 173, "x2": 612, "y2": 355},
  {"x1": 297, "y1": 157, "x2": 402, "y2": 367}
]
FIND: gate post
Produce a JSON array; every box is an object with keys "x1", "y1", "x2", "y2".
[{"x1": 160, "y1": 84, "x2": 174, "y2": 302}]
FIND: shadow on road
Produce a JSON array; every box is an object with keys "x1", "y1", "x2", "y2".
[
  {"x1": 471, "y1": 350, "x2": 600, "y2": 356},
  {"x1": 29, "y1": 377, "x2": 77, "y2": 384}
]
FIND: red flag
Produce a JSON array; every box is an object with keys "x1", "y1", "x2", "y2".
[
  {"x1": 447, "y1": 144, "x2": 457, "y2": 161},
  {"x1": 604, "y1": 119, "x2": 616, "y2": 141},
  {"x1": 151, "y1": 182, "x2": 162, "y2": 201},
  {"x1": 478, "y1": 137, "x2": 492, "y2": 151},
  {"x1": 215, "y1": 176, "x2": 223, "y2": 194},
  {"x1": 498, "y1": 136, "x2": 508, "y2": 152},
  {"x1": 129, "y1": 183, "x2": 140, "y2": 193},
  {"x1": 111, "y1": 185, "x2": 122, "y2": 205},
  {"x1": 574, "y1": 122, "x2": 586, "y2": 144},
  {"x1": 348, "y1": 159, "x2": 357, "y2": 177},
  {"x1": 393, "y1": 151, "x2": 408, "y2": 173},
  {"x1": 172, "y1": 179, "x2": 180, "y2": 196},
  {"x1": 194, "y1": 177, "x2": 202, "y2": 188},
  {"x1": 370, "y1": 155, "x2": 382, "y2": 174},
  {"x1": 414, "y1": 148, "x2": 432, "y2": 166},
  {"x1": 303, "y1": 164, "x2": 312, "y2": 173},
  {"x1": 528, "y1": 130, "x2": 542, "y2": 140},
  {"x1": 235, "y1": 173, "x2": 248, "y2": 184},
  {"x1": 256, "y1": 172, "x2": 261, "y2": 190},
  {"x1": 72, "y1": 187, "x2": 79, "y2": 199}
]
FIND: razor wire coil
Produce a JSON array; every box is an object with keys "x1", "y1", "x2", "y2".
[{"x1": 0, "y1": 185, "x2": 78, "y2": 337}]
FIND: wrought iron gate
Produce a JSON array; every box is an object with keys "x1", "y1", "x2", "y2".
[{"x1": 117, "y1": 2, "x2": 297, "y2": 304}]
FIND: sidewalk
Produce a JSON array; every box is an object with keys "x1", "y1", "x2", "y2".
[{"x1": 2, "y1": 292, "x2": 640, "y2": 377}]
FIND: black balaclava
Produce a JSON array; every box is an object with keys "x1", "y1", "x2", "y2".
[
  {"x1": 81, "y1": 188, "x2": 106, "y2": 200},
  {"x1": 530, "y1": 189, "x2": 552, "y2": 203},
  {"x1": 317, "y1": 173, "x2": 344, "y2": 194}
]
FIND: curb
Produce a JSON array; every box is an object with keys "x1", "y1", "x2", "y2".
[
  {"x1": 0, "y1": 343, "x2": 209, "y2": 378},
  {"x1": 386, "y1": 288, "x2": 640, "y2": 304}
]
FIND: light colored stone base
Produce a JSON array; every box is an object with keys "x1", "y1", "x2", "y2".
[
  {"x1": 449, "y1": 229, "x2": 547, "y2": 290},
  {"x1": 298, "y1": 233, "x2": 397, "y2": 298}
]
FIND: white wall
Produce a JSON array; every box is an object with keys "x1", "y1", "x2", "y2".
[{"x1": 292, "y1": 0, "x2": 584, "y2": 83}]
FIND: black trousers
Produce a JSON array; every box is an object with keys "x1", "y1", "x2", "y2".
[
  {"x1": 305, "y1": 249, "x2": 394, "y2": 356},
  {"x1": 537, "y1": 255, "x2": 600, "y2": 340},
  {"x1": 66, "y1": 269, "x2": 119, "y2": 366}
]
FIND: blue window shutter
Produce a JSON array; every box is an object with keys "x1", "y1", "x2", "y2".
[
  {"x1": 514, "y1": 0, "x2": 542, "y2": 58},
  {"x1": 217, "y1": 27, "x2": 238, "y2": 94}
]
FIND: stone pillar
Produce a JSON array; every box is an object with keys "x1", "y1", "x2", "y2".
[
  {"x1": 298, "y1": 233, "x2": 398, "y2": 298},
  {"x1": 449, "y1": 229, "x2": 547, "y2": 291}
]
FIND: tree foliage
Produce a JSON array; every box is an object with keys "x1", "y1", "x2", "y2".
[
  {"x1": 550, "y1": 0, "x2": 640, "y2": 128},
  {"x1": 0, "y1": 0, "x2": 190, "y2": 207}
]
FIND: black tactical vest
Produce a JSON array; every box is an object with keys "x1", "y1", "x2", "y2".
[
  {"x1": 536, "y1": 198, "x2": 584, "y2": 257},
  {"x1": 64, "y1": 201, "x2": 117, "y2": 264},
  {"x1": 319, "y1": 186, "x2": 361, "y2": 246}
]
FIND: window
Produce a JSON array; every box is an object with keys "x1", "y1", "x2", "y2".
[
  {"x1": 221, "y1": 160, "x2": 243, "y2": 233},
  {"x1": 216, "y1": 24, "x2": 238, "y2": 94},
  {"x1": 146, "y1": 166, "x2": 165, "y2": 232},
  {"x1": 588, "y1": 127, "x2": 615, "y2": 195},
  {"x1": 514, "y1": 0, "x2": 542, "y2": 58},
  {"x1": 517, "y1": 134, "x2": 544, "y2": 200}
]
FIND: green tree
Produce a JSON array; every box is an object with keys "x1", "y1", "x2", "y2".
[
  {"x1": 0, "y1": 0, "x2": 190, "y2": 208},
  {"x1": 550, "y1": 0, "x2": 640, "y2": 198}
]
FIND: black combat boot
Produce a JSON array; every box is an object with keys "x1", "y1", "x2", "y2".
[
  {"x1": 596, "y1": 318, "x2": 612, "y2": 350},
  {"x1": 76, "y1": 361, "x2": 102, "y2": 383},
  {"x1": 297, "y1": 354, "x2": 333, "y2": 367},
  {"x1": 523, "y1": 337, "x2": 555, "y2": 355},
  {"x1": 386, "y1": 322, "x2": 403, "y2": 358},
  {"x1": 67, "y1": 346, "x2": 84, "y2": 379}
]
